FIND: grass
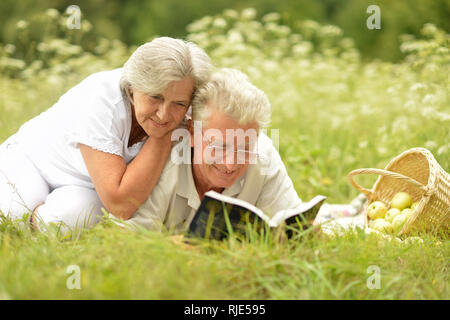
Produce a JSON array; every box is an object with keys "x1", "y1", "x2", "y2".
[
  {"x1": 0, "y1": 9, "x2": 449, "y2": 299},
  {"x1": 0, "y1": 217, "x2": 448, "y2": 299}
]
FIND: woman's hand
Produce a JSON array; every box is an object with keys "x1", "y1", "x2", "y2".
[{"x1": 79, "y1": 133, "x2": 173, "y2": 220}]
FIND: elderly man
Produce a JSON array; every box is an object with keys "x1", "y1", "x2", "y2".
[{"x1": 125, "y1": 68, "x2": 303, "y2": 233}]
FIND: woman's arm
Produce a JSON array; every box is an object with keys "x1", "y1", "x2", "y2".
[{"x1": 79, "y1": 133, "x2": 172, "y2": 220}]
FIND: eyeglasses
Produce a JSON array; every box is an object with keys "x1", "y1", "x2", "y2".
[{"x1": 203, "y1": 136, "x2": 262, "y2": 164}]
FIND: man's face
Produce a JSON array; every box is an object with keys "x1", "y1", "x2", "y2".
[{"x1": 192, "y1": 109, "x2": 259, "y2": 190}]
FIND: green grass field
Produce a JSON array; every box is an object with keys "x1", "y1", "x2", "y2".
[{"x1": 0, "y1": 9, "x2": 449, "y2": 299}]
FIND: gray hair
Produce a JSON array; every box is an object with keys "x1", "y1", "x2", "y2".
[
  {"x1": 120, "y1": 37, "x2": 212, "y2": 102},
  {"x1": 192, "y1": 68, "x2": 271, "y2": 128}
]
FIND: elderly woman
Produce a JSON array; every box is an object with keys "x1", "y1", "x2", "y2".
[
  {"x1": 125, "y1": 68, "x2": 304, "y2": 232},
  {"x1": 0, "y1": 37, "x2": 212, "y2": 232}
]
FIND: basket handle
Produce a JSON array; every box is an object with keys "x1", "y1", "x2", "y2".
[{"x1": 348, "y1": 168, "x2": 428, "y2": 200}]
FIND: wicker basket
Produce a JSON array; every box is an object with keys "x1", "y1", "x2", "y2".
[{"x1": 348, "y1": 147, "x2": 450, "y2": 236}]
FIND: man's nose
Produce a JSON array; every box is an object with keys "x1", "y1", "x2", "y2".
[{"x1": 224, "y1": 151, "x2": 238, "y2": 170}]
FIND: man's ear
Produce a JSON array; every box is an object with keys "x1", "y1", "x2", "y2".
[{"x1": 187, "y1": 119, "x2": 194, "y2": 147}]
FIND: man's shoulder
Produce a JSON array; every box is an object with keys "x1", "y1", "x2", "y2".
[
  {"x1": 157, "y1": 141, "x2": 189, "y2": 187},
  {"x1": 252, "y1": 132, "x2": 284, "y2": 176},
  {"x1": 257, "y1": 132, "x2": 276, "y2": 155}
]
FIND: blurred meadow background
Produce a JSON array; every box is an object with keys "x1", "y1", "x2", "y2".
[{"x1": 0, "y1": 0, "x2": 449, "y2": 299}]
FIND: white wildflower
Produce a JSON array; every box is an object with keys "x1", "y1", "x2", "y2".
[
  {"x1": 0, "y1": 290, "x2": 11, "y2": 300},
  {"x1": 421, "y1": 106, "x2": 436, "y2": 119},
  {"x1": 48, "y1": 74, "x2": 62, "y2": 85},
  {"x1": 422, "y1": 94, "x2": 437, "y2": 105},
  {"x1": 424, "y1": 141, "x2": 438, "y2": 150},
  {"x1": 377, "y1": 125, "x2": 387, "y2": 135},
  {"x1": 292, "y1": 41, "x2": 313, "y2": 56},
  {"x1": 391, "y1": 117, "x2": 409, "y2": 134},
  {"x1": 227, "y1": 30, "x2": 244, "y2": 43},
  {"x1": 213, "y1": 18, "x2": 227, "y2": 29},
  {"x1": 241, "y1": 8, "x2": 257, "y2": 20},
  {"x1": 81, "y1": 20, "x2": 93, "y2": 33},
  {"x1": 262, "y1": 60, "x2": 278, "y2": 72},
  {"x1": 223, "y1": 9, "x2": 238, "y2": 19},
  {"x1": 301, "y1": 20, "x2": 320, "y2": 30},
  {"x1": 5, "y1": 58, "x2": 26, "y2": 70},
  {"x1": 37, "y1": 42, "x2": 50, "y2": 52},
  {"x1": 289, "y1": 34, "x2": 302, "y2": 43},
  {"x1": 377, "y1": 146, "x2": 388, "y2": 155},
  {"x1": 186, "y1": 16, "x2": 213, "y2": 33},
  {"x1": 46, "y1": 8, "x2": 59, "y2": 19},
  {"x1": 360, "y1": 104, "x2": 374, "y2": 115},
  {"x1": 329, "y1": 146, "x2": 341, "y2": 159},
  {"x1": 359, "y1": 141, "x2": 368, "y2": 148},
  {"x1": 3, "y1": 44, "x2": 15, "y2": 55},
  {"x1": 277, "y1": 25, "x2": 291, "y2": 37},
  {"x1": 421, "y1": 23, "x2": 438, "y2": 37},
  {"x1": 404, "y1": 100, "x2": 415, "y2": 109},
  {"x1": 16, "y1": 20, "x2": 29, "y2": 30},
  {"x1": 264, "y1": 22, "x2": 278, "y2": 32},
  {"x1": 319, "y1": 25, "x2": 343, "y2": 38},
  {"x1": 410, "y1": 83, "x2": 426, "y2": 92},
  {"x1": 330, "y1": 116, "x2": 342, "y2": 129},
  {"x1": 437, "y1": 145, "x2": 448, "y2": 156},
  {"x1": 339, "y1": 38, "x2": 354, "y2": 49},
  {"x1": 262, "y1": 12, "x2": 280, "y2": 23}
]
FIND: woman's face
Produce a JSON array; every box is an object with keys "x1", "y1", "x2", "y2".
[{"x1": 131, "y1": 77, "x2": 195, "y2": 138}]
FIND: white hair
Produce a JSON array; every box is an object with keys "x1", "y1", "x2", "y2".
[
  {"x1": 192, "y1": 68, "x2": 271, "y2": 128},
  {"x1": 120, "y1": 37, "x2": 212, "y2": 102}
]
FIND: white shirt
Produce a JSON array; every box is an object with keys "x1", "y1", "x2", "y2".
[
  {"x1": 126, "y1": 133, "x2": 303, "y2": 233},
  {"x1": 11, "y1": 68, "x2": 145, "y2": 189}
]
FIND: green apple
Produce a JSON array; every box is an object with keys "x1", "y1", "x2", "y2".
[
  {"x1": 392, "y1": 213, "x2": 409, "y2": 234},
  {"x1": 366, "y1": 201, "x2": 388, "y2": 220},
  {"x1": 390, "y1": 192, "x2": 412, "y2": 210},
  {"x1": 404, "y1": 236, "x2": 423, "y2": 244},
  {"x1": 372, "y1": 219, "x2": 393, "y2": 233},
  {"x1": 385, "y1": 208, "x2": 401, "y2": 223},
  {"x1": 402, "y1": 208, "x2": 414, "y2": 218}
]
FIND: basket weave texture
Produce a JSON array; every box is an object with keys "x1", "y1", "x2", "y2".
[{"x1": 348, "y1": 148, "x2": 450, "y2": 236}]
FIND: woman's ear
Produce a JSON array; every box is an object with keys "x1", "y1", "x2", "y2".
[
  {"x1": 128, "y1": 88, "x2": 134, "y2": 104},
  {"x1": 187, "y1": 119, "x2": 194, "y2": 147}
]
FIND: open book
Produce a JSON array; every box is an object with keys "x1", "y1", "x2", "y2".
[{"x1": 188, "y1": 191, "x2": 326, "y2": 240}]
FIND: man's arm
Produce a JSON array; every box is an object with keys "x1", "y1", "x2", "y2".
[{"x1": 255, "y1": 136, "x2": 303, "y2": 215}]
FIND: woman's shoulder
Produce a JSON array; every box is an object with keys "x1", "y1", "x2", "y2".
[
  {"x1": 61, "y1": 68, "x2": 127, "y2": 118},
  {"x1": 81, "y1": 67, "x2": 123, "y2": 82},
  {"x1": 61, "y1": 68, "x2": 130, "y2": 150},
  {"x1": 83, "y1": 68, "x2": 123, "y2": 84},
  {"x1": 75, "y1": 68, "x2": 124, "y2": 102},
  {"x1": 59, "y1": 68, "x2": 122, "y2": 101}
]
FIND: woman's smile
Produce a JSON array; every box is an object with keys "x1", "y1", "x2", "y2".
[{"x1": 150, "y1": 118, "x2": 169, "y2": 128}]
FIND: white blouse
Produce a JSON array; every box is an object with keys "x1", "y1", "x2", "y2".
[{"x1": 11, "y1": 68, "x2": 146, "y2": 190}]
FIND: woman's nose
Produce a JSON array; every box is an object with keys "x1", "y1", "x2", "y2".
[{"x1": 156, "y1": 101, "x2": 170, "y2": 122}]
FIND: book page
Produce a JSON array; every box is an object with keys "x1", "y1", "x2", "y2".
[
  {"x1": 269, "y1": 195, "x2": 327, "y2": 227},
  {"x1": 203, "y1": 190, "x2": 272, "y2": 225}
]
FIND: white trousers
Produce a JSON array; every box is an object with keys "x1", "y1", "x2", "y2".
[{"x1": 0, "y1": 137, "x2": 105, "y2": 233}]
